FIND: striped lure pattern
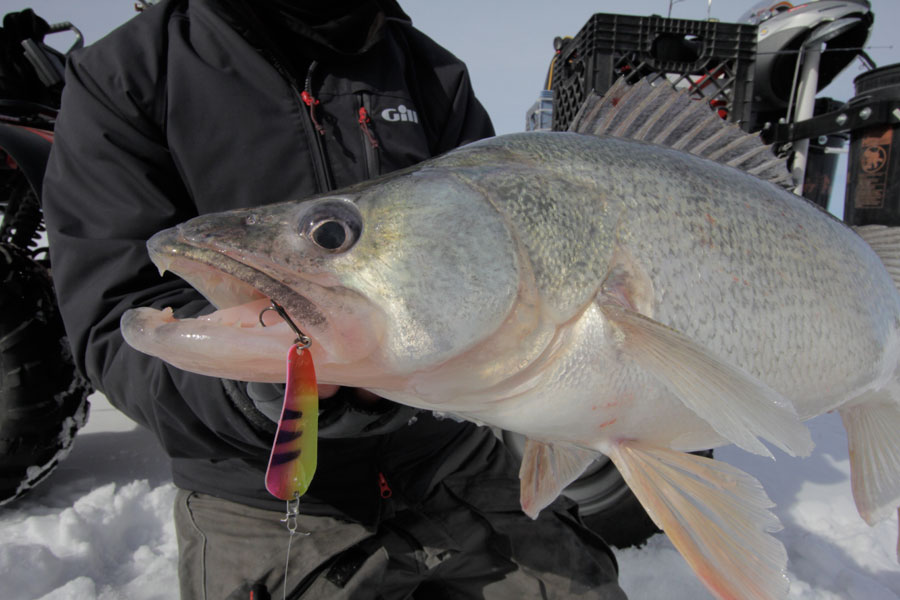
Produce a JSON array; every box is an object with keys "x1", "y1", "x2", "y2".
[{"x1": 265, "y1": 343, "x2": 319, "y2": 501}]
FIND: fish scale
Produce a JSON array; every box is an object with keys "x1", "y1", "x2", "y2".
[{"x1": 610, "y1": 147, "x2": 899, "y2": 412}]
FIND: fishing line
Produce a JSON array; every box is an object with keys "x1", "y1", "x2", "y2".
[{"x1": 259, "y1": 299, "x2": 318, "y2": 599}]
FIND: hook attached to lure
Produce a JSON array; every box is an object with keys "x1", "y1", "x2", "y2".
[{"x1": 260, "y1": 300, "x2": 311, "y2": 349}]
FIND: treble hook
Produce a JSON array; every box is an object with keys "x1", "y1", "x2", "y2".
[{"x1": 259, "y1": 300, "x2": 311, "y2": 348}]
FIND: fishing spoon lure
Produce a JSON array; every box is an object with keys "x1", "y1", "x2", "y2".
[{"x1": 260, "y1": 301, "x2": 318, "y2": 503}]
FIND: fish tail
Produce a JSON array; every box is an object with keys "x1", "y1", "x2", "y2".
[{"x1": 607, "y1": 440, "x2": 789, "y2": 600}]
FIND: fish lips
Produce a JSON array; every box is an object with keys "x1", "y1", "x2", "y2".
[
  {"x1": 147, "y1": 224, "x2": 324, "y2": 327},
  {"x1": 119, "y1": 221, "x2": 331, "y2": 382}
]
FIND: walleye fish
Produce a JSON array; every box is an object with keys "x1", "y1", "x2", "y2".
[{"x1": 121, "y1": 80, "x2": 900, "y2": 600}]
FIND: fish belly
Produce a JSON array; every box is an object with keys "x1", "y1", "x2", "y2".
[{"x1": 449, "y1": 301, "x2": 728, "y2": 453}]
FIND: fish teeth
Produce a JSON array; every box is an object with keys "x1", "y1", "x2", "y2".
[{"x1": 153, "y1": 254, "x2": 173, "y2": 277}]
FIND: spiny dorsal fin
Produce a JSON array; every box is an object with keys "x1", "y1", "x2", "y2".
[{"x1": 568, "y1": 78, "x2": 792, "y2": 189}]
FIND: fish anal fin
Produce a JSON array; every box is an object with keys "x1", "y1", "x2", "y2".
[
  {"x1": 519, "y1": 439, "x2": 597, "y2": 519},
  {"x1": 608, "y1": 441, "x2": 789, "y2": 600},
  {"x1": 838, "y1": 393, "x2": 900, "y2": 527},
  {"x1": 599, "y1": 303, "x2": 813, "y2": 458}
]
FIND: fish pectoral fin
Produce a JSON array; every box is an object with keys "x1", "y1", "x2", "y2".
[
  {"x1": 838, "y1": 391, "x2": 900, "y2": 527},
  {"x1": 519, "y1": 439, "x2": 598, "y2": 519},
  {"x1": 599, "y1": 303, "x2": 813, "y2": 458},
  {"x1": 608, "y1": 440, "x2": 790, "y2": 600}
]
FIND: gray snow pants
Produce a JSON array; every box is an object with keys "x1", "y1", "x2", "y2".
[{"x1": 173, "y1": 444, "x2": 626, "y2": 599}]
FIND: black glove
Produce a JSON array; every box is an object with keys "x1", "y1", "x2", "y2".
[
  {"x1": 245, "y1": 382, "x2": 419, "y2": 438},
  {"x1": 1, "y1": 9, "x2": 50, "y2": 47}
]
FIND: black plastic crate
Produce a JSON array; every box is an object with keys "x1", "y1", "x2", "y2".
[{"x1": 551, "y1": 13, "x2": 758, "y2": 131}]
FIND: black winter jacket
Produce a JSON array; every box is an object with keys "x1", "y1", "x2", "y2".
[{"x1": 43, "y1": 0, "x2": 495, "y2": 522}]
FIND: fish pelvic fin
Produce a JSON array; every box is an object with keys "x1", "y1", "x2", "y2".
[
  {"x1": 608, "y1": 441, "x2": 790, "y2": 600},
  {"x1": 838, "y1": 391, "x2": 900, "y2": 530},
  {"x1": 853, "y1": 225, "x2": 900, "y2": 293},
  {"x1": 568, "y1": 78, "x2": 792, "y2": 189},
  {"x1": 599, "y1": 303, "x2": 813, "y2": 459},
  {"x1": 518, "y1": 439, "x2": 598, "y2": 519}
]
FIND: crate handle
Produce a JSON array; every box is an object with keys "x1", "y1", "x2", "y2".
[{"x1": 645, "y1": 33, "x2": 713, "y2": 71}]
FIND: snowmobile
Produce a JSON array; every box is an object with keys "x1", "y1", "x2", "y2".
[{"x1": 0, "y1": 9, "x2": 92, "y2": 505}]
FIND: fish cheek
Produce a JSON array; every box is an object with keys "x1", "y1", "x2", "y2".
[{"x1": 345, "y1": 181, "x2": 521, "y2": 372}]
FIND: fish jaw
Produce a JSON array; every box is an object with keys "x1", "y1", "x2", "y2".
[
  {"x1": 121, "y1": 302, "x2": 293, "y2": 382},
  {"x1": 121, "y1": 222, "x2": 387, "y2": 384}
]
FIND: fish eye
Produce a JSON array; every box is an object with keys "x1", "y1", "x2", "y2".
[
  {"x1": 299, "y1": 198, "x2": 362, "y2": 253},
  {"x1": 311, "y1": 219, "x2": 348, "y2": 250}
]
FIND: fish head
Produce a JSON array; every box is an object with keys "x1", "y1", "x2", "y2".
[{"x1": 121, "y1": 162, "x2": 521, "y2": 388}]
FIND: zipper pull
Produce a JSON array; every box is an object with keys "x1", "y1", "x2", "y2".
[
  {"x1": 300, "y1": 90, "x2": 326, "y2": 136},
  {"x1": 358, "y1": 107, "x2": 379, "y2": 148},
  {"x1": 377, "y1": 471, "x2": 393, "y2": 499}
]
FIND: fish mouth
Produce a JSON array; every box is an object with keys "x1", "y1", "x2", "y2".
[{"x1": 120, "y1": 225, "x2": 344, "y2": 383}]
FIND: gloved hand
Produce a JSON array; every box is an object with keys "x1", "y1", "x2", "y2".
[
  {"x1": 245, "y1": 382, "x2": 419, "y2": 438},
  {"x1": 245, "y1": 381, "x2": 288, "y2": 422}
]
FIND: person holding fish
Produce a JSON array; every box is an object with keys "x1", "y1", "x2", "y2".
[{"x1": 42, "y1": 1, "x2": 627, "y2": 598}]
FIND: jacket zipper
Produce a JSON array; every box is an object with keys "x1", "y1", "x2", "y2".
[
  {"x1": 357, "y1": 93, "x2": 380, "y2": 179},
  {"x1": 377, "y1": 471, "x2": 393, "y2": 499},
  {"x1": 215, "y1": 6, "x2": 335, "y2": 195},
  {"x1": 299, "y1": 61, "x2": 335, "y2": 192}
]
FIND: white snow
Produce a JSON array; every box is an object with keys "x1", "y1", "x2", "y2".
[{"x1": 1, "y1": 392, "x2": 898, "y2": 599}]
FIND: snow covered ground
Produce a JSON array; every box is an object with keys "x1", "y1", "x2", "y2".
[{"x1": 1, "y1": 392, "x2": 898, "y2": 599}]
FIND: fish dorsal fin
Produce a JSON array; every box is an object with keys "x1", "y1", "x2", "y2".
[
  {"x1": 853, "y1": 225, "x2": 900, "y2": 293},
  {"x1": 568, "y1": 78, "x2": 793, "y2": 189},
  {"x1": 607, "y1": 441, "x2": 790, "y2": 600}
]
